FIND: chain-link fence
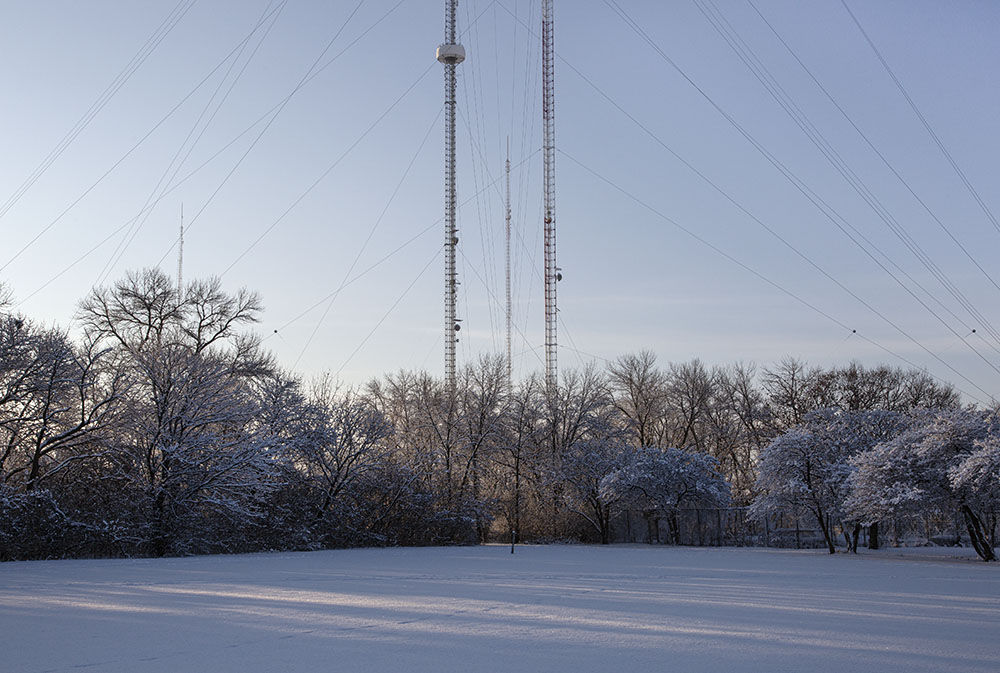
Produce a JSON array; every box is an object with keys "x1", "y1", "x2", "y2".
[{"x1": 608, "y1": 508, "x2": 999, "y2": 549}]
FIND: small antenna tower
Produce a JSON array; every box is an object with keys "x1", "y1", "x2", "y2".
[
  {"x1": 505, "y1": 137, "x2": 513, "y2": 393},
  {"x1": 542, "y1": 0, "x2": 559, "y2": 392},
  {"x1": 437, "y1": 0, "x2": 466, "y2": 392},
  {"x1": 177, "y1": 204, "x2": 184, "y2": 298}
]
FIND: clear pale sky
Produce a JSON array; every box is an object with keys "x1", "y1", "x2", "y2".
[{"x1": 2, "y1": 1, "x2": 998, "y2": 403}]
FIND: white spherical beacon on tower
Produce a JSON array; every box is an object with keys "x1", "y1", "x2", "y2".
[{"x1": 436, "y1": 43, "x2": 465, "y2": 65}]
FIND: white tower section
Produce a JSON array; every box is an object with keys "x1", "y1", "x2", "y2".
[
  {"x1": 542, "y1": 0, "x2": 558, "y2": 393},
  {"x1": 438, "y1": 0, "x2": 465, "y2": 391}
]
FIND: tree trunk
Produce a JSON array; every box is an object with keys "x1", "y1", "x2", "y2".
[
  {"x1": 961, "y1": 505, "x2": 997, "y2": 562},
  {"x1": 151, "y1": 490, "x2": 169, "y2": 558},
  {"x1": 868, "y1": 522, "x2": 879, "y2": 550},
  {"x1": 26, "y1": 451, "x2": 43, "y2": 490},
  {"x1": 816, "y1": 511, "x2": 836, "y2": 554},
  {"x1": 646, "y1": 514, "x2": 660, "y2": 544},
  {"x1": 510, "y1": 452, "x2": 520, "y2": 554},
  {"x1": 849, "y1": 524, "x2": 861, "y2": 554},
  {"x1": 822, "y1": 530, "x2": 836, "y2": 554}
]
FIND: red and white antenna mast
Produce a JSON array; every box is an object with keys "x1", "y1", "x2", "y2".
[
  {"x1": 437, "y1": 0, "x2": 465, "y2": 391},
  {"x1": 542, "y1": 0, "x2": 558, "y2": 392}
]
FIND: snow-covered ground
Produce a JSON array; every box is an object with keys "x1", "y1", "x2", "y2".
[{"x1": 2, "y1": 545, "x2": 998, "y2": 673}]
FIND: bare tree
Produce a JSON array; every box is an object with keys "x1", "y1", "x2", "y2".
[
  {"x1": 456, "y1": 355, "x2": 508, "y2": 540},
  {"x1": 607, "y1": 351, "x2": 667, "y2": 447},
  {"x1": 297, "y1": 377, "x2": 393, "y2": 543},
  {"x1": 762, "y1": 357, "x2": 821, "y2": 430},
  {"x1": 0, "y1": 283, "x2": 11, "y2": 312},
  {"x1": 181, "y1": 277, "x2": 264, "y2": 354},
  {"x1": 76, "y1": 268, "x2": 185, "y2": 352},
  {"x1": 715, "y1": 364, "x2": 776, "y2": 504},
  {"x1": 541, "y1": 364, "x2": 619, "y2": 536},
  {"x1": 497, "y1": 374, "x2": 544, "y2": 550},
  {"x1": 663, "y1": 359, "x2": 715, "y2": 451}
]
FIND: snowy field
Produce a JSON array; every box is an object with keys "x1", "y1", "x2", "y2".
[{"x1": 2, "y1": 545, "x2": 998, "y2": 673}]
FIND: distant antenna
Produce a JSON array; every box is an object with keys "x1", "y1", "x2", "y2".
[
  {"x1": 542, "y1": 0, "x2": 558, "y2": 392},
  {"x1": 177, "y1": 204, "x2": 184, "y2": 298},
  {"x1": 438, "y1": 0, "x2": 466, "y2": 392},
  {"x1": 505, "y1": 137, "x2": 512, "y2": 393}
]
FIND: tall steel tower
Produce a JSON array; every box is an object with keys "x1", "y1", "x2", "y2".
[
  {"x1": 505, "y1": 138, "x2": 513, "y2": 393},
  {"x1": 177, "y1": 204, "x2": 184, "y2": 298},
  {"x1": 437, "y1": 0, "x2": 465, "y2": 391},
  {"x1": 542, "y1": 0, "x2": 558, "y2": 392}
]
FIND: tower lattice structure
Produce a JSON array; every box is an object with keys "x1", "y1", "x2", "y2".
[
  {"x1": 437, "y1": 0, "x2": 465, "y2": 391},
  {"x1": 542, "y1": 0, "x2": 558, "y2": 393}
]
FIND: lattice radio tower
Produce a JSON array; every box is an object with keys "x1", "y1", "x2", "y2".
[
  {"x1": 177, "y1": 204, "x2": 184, "y2": 298},
  {"x1": 542, "y1": 0, "x2": 559, "y2": 392},
  {"x1": 437, "y1": 0, "x2": 465, "y2": 391},
  {"x1": 505, "y1": 138, "x2": 513, "y2": 393}
]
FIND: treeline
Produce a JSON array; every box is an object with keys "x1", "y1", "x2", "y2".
[{"x1": 1, "y1": 270, "x2": 995, "y2": 561}]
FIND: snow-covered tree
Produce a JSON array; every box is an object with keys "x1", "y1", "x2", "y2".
[
  {"x1": 559, "y1": 438, "x2": 631, "y2": 544},
  {"x1": 495, "y1": 374, "x2": 545, "y2": 549},
  {"x1": 363, "y1": 364, "x2": 503, "y2": 544},
  {"x1": 600, "y1": 446, "x2": 730, "y2": 544},
  {"x1": 117, "y1": 346, "x2": 280, "y2": 554},
  {"x1": 75, "y1": 269, "x2": 282, "y2": 555},
  {"x1": 539, "y1": 365, "x2": 620, "y2": 536},
  {"x1": 847, "y1": 408, "x2": 999, "y2": 561},
  {"x1": 0, "y1": 269, "x2": 983, "y2": 559},
  {"x1": 751, "y1": 408, "x2": 907, "y2": 553},
  {"x1": 455, "y1": 356, "x2": 508, "y2": 540},
  {"x1": 294, "y1": 379, "x2": 394, "y2": 546}
]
